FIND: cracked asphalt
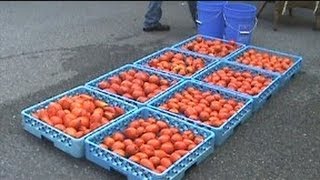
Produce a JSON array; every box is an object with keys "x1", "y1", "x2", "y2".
[{"x1": 0, "y1": 1, "x2": 319, "y2": 180}]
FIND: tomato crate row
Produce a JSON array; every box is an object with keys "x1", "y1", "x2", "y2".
[
  {"x1": 133, "y1": 47, "x2": 218, "y2": 80},
  {"x1": 147, "y1": 80, "x2": 253, "y2": 146},
  {"x1": 194, "y1": 61, "x2": 281, "y2": 112},
  {"x1": 85, "y1": 64, "x2": 183, "y2": 107},
  {"x1": 223, "y1": 45, "x2": 303, "y2": 87},
  {"x1": 85, "y1": 107, "x2": 215, "y2": 180},
  {"x1": 171, "y1": 34, "x2": 246, "y2": 61},
  {"x1": 21, "y1": 86, "x2": 137, "y2": 158}
]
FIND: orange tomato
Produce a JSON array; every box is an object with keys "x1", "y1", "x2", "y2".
[
  {"x1": 140, "y1": 158, "x2": 155, "y2": 170},
  {"x1": 160, "y1": 158, "x2": 172, "y2": 168},
  {"x1": 147, "y1": 139, "x2": 161, "y2": 150},
  {"x1": 125, "y1": 144, "x2": 139, "y2": 156},
  {"x1": 103, "y1": 136, "x2": 115, "y2": 148},
  {"x1": 129, "y1": 155, "x2": 140, "y2": 163},
  {"x1": 160, "y1": 142, "x2": 174, "y2": 154},
  {"x1": 111, "y1": 141, "x2": 125, "y2": 151},
  {"x1": 141, "y1": 132, "x2": 156, "y2": 142},
  {"x1": 124, "y1": 127, "x2": 138, "y2": 139}
]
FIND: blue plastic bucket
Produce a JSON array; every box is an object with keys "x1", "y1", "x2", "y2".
[
  {"x1": 223, "y1": 3, "x2": 257, "y2": 45},
  {"x1": 196, "y1": 1, "x2": 228, "y2": 38}
]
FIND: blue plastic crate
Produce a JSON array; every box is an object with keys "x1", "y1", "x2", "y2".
[
  {"x1": 85, "y1": 64, "x2": 183, "y2": 107},
  {"x1": 85, "y1": 107, "x2": 215, "y2": 180},
  {"x1": 194, "y1": 61, "x2": 282, "y2": 112},
  {"x1": 225, "y1": 45, "x2": 303, "y2": 87},
  {"x1": 148, "y1": 80, "x2": 253, "y2": 146},
  {"x1": 171, "y1": 34, "x2": 246, "y2": 60},
  {"x1": 21, "y1": 86, "x2": 137, "y2": 158},
  {"x1": 133, "y1": 47, "x2": 218, "y2": 80}
]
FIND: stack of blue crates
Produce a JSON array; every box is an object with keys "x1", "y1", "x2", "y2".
[{"x1": 21, "y1": 34, "x2": 303, "y2": 180}]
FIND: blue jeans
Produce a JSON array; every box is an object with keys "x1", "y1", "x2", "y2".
[
  {"x1": 188, "y1": 1, "x2": 197, "y2": 24},
  {"x1": 143, "y1": 1, "x2": 197, "y2": 28},
  {"x1": 144, "y1": 1, "x2": 163, "y2": 28}
]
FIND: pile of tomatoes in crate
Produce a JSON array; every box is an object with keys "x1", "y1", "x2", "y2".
[
  {"x1": 236, "y1": 49, "x2": 294, "y2": 73},
  {"x1": 182, "y1": 36, "x2": 239, "y2": 58},
  {"x1": 159, "y1": 87, "x2": 244, "y2": 127},
  {"x1": 32, "y1": 94, "x2": 125, "y2": 138},
  {"x1": 203, "y1": 67, "x2": 272, "y2": 95},
  {"x1": 147, "y1": 51, "x2": 206, "y2": 77},
  {"x1": 100, "y1": 118, "x2": 203, "y2": 173},
  {"x1": 98, "y1": 69, "x2": 176, "y2": 103}
]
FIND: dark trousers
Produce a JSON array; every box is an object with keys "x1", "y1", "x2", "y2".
[
  {"x1": 187, "y1": 1, "x2": 197, "y2": 26},
  {"x1": 144, "y1": 1, "x2": 197, "y2": 28}
]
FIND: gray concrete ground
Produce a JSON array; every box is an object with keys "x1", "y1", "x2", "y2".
[{"x1": 0, "y1": 1, "x2": 319, "y2": 180}]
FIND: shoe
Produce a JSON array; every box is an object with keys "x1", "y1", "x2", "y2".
[{"x1": 143, "y1": 23, "x2": 170, "y2": 32}]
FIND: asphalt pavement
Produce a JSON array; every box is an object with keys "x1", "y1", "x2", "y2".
[{"x1": 0, "y1": 1, "x2": 319, "y2": 180}]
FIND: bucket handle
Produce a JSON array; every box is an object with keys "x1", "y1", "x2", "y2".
[
  {"x1": 223, "y1": 14, "x2": 258, "y2": 34},
  {"x1": 196, "y1": 10, "x2": 223, "y2": 25}
]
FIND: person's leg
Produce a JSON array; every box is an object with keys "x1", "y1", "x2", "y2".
[
  {"x1": 187, "y1": 1, "x2": 197, "y2": 27},
  {"x1": 143, "y1": 1, "x2": 170, "y2": 32}
]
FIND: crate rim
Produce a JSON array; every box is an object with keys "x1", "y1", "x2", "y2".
[
  {"x1": 21, "y1": 85, "x2": 138, "y2": 141},
  {"x1": 147, "y1": 79, "x2": 253, "y2": 131},
  {"x1": 85, "y1": 64, "x2": 183, "y2": 106},
  {"x1": 194, "y1": 60, "x2": 282, "y2": 98},
  {"x1": 85, "y1": 106, "x2": 215, "y2": 178}
]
